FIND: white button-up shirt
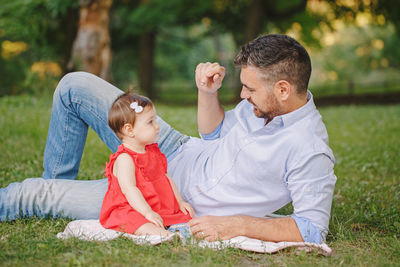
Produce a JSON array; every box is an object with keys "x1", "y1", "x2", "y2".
[{"x1": 168, "y1": 92, "x2": 337, "y2": 242}]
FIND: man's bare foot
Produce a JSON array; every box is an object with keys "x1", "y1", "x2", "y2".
[{"x1": 134, "y1": 223, "x2": 172, "y2": 237}]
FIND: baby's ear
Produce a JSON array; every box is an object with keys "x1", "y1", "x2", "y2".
[{"x1": 121, "y1": 123, "x2": 135, "y2": 138}]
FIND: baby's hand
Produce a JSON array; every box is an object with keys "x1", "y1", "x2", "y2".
[
  {"x1": 144, "y1": 211, "x2": 164, "y2": 228},
  {"x1": 179, "y1": 201, "x2": 195, "y2": 218}
]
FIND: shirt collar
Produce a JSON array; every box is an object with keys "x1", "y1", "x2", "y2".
[{"x1": 269, "y1": 90, "x2": 315, "y2": 128}]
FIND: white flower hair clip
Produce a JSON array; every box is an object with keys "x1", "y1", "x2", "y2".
[{"x1": 130, "y1": 102, "x2": 143, "y2": 113}]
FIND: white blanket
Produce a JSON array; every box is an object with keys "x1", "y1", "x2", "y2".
[{"x1": 56, "y1": 220, "x2": 332, "y2": 256}]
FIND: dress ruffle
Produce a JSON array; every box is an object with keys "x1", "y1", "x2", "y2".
[{"x1": 105, "y1": 144, "x2": 166, "y2": 183}]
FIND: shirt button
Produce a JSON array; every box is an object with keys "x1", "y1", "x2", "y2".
[
  {"x1": 212, "y1": 178, "x2": 216, "y2": 183},
  {"x1": 244, "y1": 138, "x2": 248, "y2": 143},
  {"x1": 231, "y1": 159, "x2": 234, "y2": 163}
]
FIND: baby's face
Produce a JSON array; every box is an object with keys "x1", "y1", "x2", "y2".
[{"x1": 132, "y1": 106, "x2": 160, "y2": 145}]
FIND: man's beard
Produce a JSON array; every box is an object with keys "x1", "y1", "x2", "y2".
[{"x1": 249, "y1": 94, "x2": 282, "y2": 122}]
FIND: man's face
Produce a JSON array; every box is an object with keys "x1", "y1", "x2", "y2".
[{"x1": 239, "y1": 66, "x2": 283, "y2": 121}]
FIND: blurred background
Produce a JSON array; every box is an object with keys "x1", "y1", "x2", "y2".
[
  {"x1": 1, "y1": 4, "x2": 400, "y2": 264},
  {"x1": 0, "y1": 0, "x2": 399, "y2": 105}
]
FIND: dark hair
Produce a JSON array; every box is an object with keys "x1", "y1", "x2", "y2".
[
  {"x1": 108, "y1": 92, "x2": 153, "y2": 139},
  {"x1": 234, "y1": 34, "x2": 311, "y2": 94}
]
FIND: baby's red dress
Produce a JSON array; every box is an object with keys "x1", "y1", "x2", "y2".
[{"x1": 99, "y1": 143, "x2": 191, "y2": 233}]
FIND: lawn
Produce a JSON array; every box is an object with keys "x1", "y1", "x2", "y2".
[{"x1": 0, "y1": 94, "x2": 399, "y2": 266}]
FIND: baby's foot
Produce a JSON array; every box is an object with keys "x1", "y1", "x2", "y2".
[{"x1": 135, "y1": 223, "x2": 172, "y2": 237}]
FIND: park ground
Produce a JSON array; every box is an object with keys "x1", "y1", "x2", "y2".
[{"x1": 0, "y1": 95, "x2": 399, "y2": 266}]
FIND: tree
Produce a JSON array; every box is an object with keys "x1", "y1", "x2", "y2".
[
  {"x1": 0, "y1": 0, "x2": 79, "y2": 95},
  {"x1": 68, "y1": 0, "x2": 113, "y2": 81},
  {"x1": 97, "y1": 0, "x2": 400, "y2": 98},
  {"x1": 2, "y1": 0, "x2": 399, "y2": 98},
  {"x1": 111, "y1": 0, "x2": 209, "y2": 98},
  {"x1": 204, "y1": 0, "x2": 311, "y2": 99}
]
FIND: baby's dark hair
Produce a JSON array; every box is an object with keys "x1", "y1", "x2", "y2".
[{"x1": 108, "y1": 92, "x2": 153, "y2": 139}]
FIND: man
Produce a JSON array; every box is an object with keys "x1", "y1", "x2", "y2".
[{"x1": 0, "y1": 34, "x2": 336, "y2": 243}]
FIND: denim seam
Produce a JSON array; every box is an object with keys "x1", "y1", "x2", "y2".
[
  {"x1": 51, "y1": 87, "x2": 78, "y2": 178},
  {"x1": 52, "y1": 106, "x2": 69, "y2": 178},
  {"x1": 50, "y1": 91, "x2": 85, "y2": 178},
  {"x1": 49, "y1": 89, "x2": 67, "y2": 178}
]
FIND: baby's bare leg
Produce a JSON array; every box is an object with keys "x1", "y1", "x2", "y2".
[{"x1": 135, "y1": 223, "x2": 172, "y2": 237}]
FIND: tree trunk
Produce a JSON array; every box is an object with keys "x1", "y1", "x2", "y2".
[
  {"x1": 59, "y1": 7, "x2": 79, "y2": 74},
  {"x1": 138, "y1": 31, "x2": 156, "y2": 99},
  {"x1": 244, "y1": 0, "x2": 264, "y2": 43},
  {"x1": 234, "y1": 0, "x2": 265, "y2": 101},
  {"x1": 68, "y1": 0, "x2": 112, "y2": 81}
]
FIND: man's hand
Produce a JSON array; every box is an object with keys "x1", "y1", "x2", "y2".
[
  {"x1": 188, "y1": 215, "x2": 243, "y2": 241},
  {"x1": 188, "y1": 215, "x2": 304, "y2": 243},
  {"x1": 179, "y1": 201, "x2": 195, "y2": 218},
  {"x1": 144, "y1": 210, "x2": 164, "y2": 228},
  {"x1": 195, "y1": 62, "x2": 226, "y2": 94}
]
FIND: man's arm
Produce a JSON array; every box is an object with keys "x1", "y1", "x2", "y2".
[
  {"x1": 195, "y1": 62, "x2": 226, "y2": 135},
  {"x1": 188, "y1": 215, "x2": 303, "y2": 242},
  {"x1": 188, "y1": 153, "x2": 336, "y2": 243},
  {"x1": 287, "y1": 152, "x2": 336, "y2": 242}
]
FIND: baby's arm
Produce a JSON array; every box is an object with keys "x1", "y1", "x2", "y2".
[
  {"x1": 114, "y1": 153, "x2": 163, "y2": 227},
  {"x1": 166, "y1": 173, "x2": 195, "y2": 218}
]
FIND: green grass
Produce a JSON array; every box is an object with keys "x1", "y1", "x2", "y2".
[{"x1": 1, "y1": 95, "x2": 400, "y2": 266}]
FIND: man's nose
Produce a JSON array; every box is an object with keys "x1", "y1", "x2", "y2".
[{"x1": 240, "y1": 87, "x2": 249, "y2": 99}]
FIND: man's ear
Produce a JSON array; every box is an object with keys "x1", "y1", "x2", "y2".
[
  {"x1": 121, "y1": 123, "x2": 135, "y2": 138},
  {"x1": 274, "y1": 80, "x2": 292, "y2": 101}
]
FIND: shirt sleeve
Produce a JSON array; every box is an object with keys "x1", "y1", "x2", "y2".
[
  {"x1": 291, "y1": 214, "x2": 322, "y2": 243},
  {"x1": 199, "y1": 107, "x2": 238, "y2": 140},
  {"x1": 199, "y1": 120, "x2": 223, "y2": 140},
  {"x1": 286, "y1": 152, "x2": 337, "y2": 242}
]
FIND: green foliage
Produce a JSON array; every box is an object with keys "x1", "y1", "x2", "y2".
[
  {"x1": 1, "y1": 95, "x2": 400, "y2": 265},
  {"x1": 307, "y1": 22, "x2": 400, "y2": 96},
  {"x1": 0, "y1": 53, "x2": 28, "y2": 95},
  {"x1": 377, "y1": 0, "x2": 400, "y2": 33},
  {"x1": 2, "y1": 0, "x2": 400, "y2": 98},
  {"x1": 110, "y1": 0, "x2": 210, "y2": 37},
  {"x1": 125, "y1": 0, "x2": 209, "y2": 34},
  {"x1": 0, "y1": 0, "x2": 77, "y2": 56},
  {"x1": 329, "y1": 24, "x2": 398, "y2": 78},
  {"x1": 0, "y1": 0, "x2": 78, "y2": 96}
]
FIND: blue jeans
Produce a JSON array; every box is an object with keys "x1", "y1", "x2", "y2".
[{"x1": 0, "y1": 72, "x2": 189, "y2": 221}]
